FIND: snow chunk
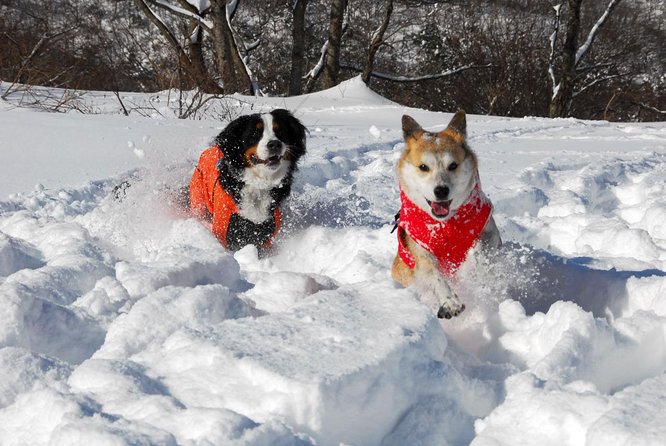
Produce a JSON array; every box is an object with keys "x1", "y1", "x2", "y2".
[
  {"x1": 587, "y1": 374, "x2": 666, "y2": 446},
  {"x1": 0, "y1": 232, "x2": 44, "y2": 277},
  {"x1": 95, "y1": 284, "x2": 254, "y2": 360},
  {"x1": 242, "y1": 271, "x2": 339, "y2": 313},
  {"x1": 0, "y1": 347, "x2": 70, "y2": 409},
  {"x1": 624, "y1": 276, "x2": 666, "y2": 317},
  {"x1": 472, "y1": 372, "x2": 608, "y2": 446}
]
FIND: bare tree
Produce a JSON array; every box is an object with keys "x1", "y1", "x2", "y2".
[
  {"x1": 361, "y1": 0, "x2": 393, "y2": 85},
  {"x1": 548, "y1": 0, "x2": 623, "y2": 118},
  {"x1": 319, "y1": 0, "x2": 348, "y2": 89},
  {"x1": 133, "y1": 0, "x2": 256, "y2": 94}
]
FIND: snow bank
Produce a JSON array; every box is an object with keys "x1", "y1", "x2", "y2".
[
  {"x1": 1, "y1": 80, "x2": 666, "y2": 444},
  {"x1": 88, "y1": 280, "x2": 480, "y2": 446}
]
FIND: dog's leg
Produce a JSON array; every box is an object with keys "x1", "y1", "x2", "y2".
[
  {"x1": 393, "y1": 238, "x2": 465, "y2": 319},
  {"x1": 392, "y1": 254, "x2": 415, "y2": 288},
  {"x1": 414, "y1": 258, "x2": 465, "y2": 319},
  {"x1": 480, "y1": 215, "x2": 502, "y2": 250}
]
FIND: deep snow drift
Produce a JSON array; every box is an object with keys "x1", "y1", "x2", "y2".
[{"x1": 1, "y1": 78, "x2": 665, "y2": 445}]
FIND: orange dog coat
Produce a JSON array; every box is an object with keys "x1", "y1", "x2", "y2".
[{"x1": 189, "y1": 145, "x2": 281, "y2": 250}]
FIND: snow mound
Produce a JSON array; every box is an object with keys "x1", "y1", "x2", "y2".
[{"x1": 297, "y1": 76, "x2": 398, "y2": 107}]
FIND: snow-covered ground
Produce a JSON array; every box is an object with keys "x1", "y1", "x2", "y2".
[{"x1": 1, "y1": 78, "x2": 665, "y2": 445}]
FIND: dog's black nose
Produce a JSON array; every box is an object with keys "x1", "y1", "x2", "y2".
[
  {"x1": 434, "y1": 185, "x2": 449, "y2": 200},
  {"x1": 266, "y1": 139, "x2": 282, "y2": 154}
]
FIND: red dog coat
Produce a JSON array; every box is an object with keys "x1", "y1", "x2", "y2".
[
  {"x1": 397, "y1": 182, "x2": 492, "y2": 276},
  {"x1": 189, "y1": 145, "x2": 281, "y2": 250}
]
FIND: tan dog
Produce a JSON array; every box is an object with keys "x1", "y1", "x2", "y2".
[{"x1": 392, "y1": 111, "x2": 501, "y2": 319}]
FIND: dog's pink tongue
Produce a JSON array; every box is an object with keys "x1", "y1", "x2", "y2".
[{"x1": 430, "y1": 201, "x2": 450, "y2": 217}]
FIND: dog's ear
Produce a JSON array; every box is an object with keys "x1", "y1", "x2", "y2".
[
  {"x1": 272, "y1": 109, "x2": 307, "y2": 159},
  {"x1": 402, "y1": 115, "x2": 423, "y2": 139},
  {"x1": 443, "y1": 110, "x2": 466, "y2": 141},
  {"x1": 216, "y1": 115, "x2": 253, "y2": 149},
  {"x1": 215, "y1": 115, "x2": 256, "y2": 170}
]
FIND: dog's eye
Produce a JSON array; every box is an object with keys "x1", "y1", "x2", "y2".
[
  {"x1": 418, "y1": 164, "x2": 430, "y2": 172},
  {"x1": 448, "y1": 162, "x2": 458, "y2": 171}
]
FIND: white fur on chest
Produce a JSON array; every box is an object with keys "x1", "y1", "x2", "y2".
[
  {"x1": 238, "y1": 168, "x2": 283, "y2": 224},
  {"x1": 237, "y1": 113, "x2": 291, "y2": 224}
]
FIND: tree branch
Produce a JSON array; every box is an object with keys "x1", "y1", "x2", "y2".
[
  {"x1": 304, "y1": 4, "x2": 349, "y2": 92},
  {"x1": 362, "y1": 0, "x2": 393, "y2": 84},
  {"x1": 226, "y1": 0, "x2": 239, "y2": 20},
  {"x1": 573, "y1": 73, "x2": 623, "y2": 97},
  {"x1": 632, "y1": 101, "x2": 666, "y2": 116},
  {"x1": 134, "y1": 0, "x2": 187, "y2": 53},
  {"x1": 305, "y1": 40, "x2": 329, "y2": 80},
  {"x1": 341, "y1": 63, "x2": 492, "y2": 82},
  {"x1": 575, "y1": 0, "x2": 622, "y2": 66},
  {"x1": 175, "y1": 0, "x2": 209, "y2": 15},
  {"x1": 548, "y1": 3, "x2": 563, "y2": 98},
  {"x1": 147, "y1": 0, "x2": 213, "y2": 30}
]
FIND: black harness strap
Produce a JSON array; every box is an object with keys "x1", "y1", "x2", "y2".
[{"x1": 390, "y1": 211, "x2": 400, "y2": 234}]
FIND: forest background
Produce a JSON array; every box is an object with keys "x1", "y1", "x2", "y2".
[{"x1": 1, "y1": 0, "x2": 664, "y2": 122}]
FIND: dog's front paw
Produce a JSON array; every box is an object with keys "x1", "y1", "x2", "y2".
[{"x1": 437, "y1": 302, "x2": 465, "y2": 319}]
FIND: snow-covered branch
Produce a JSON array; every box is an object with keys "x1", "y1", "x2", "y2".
[
  {"x1": 304, "y1": 3, "x2": 349, "y2": 90},
  {"x1": 633, "y1": 102, "x2": 666, "y2": 115},
  {"x1": 573, "y1": 73, "x2": 623, "y2": 97},
  {"x1": 575, "y1": 62, "x2": 615, "y2": 74},
  {"x1": 575, "y1": 0, "x2": 622, "y2": 66},
  {"x1": 135, "y1": 0, "x2": 183, "y2": 50},
  {"x1": 246, "y1": 39, "x2": 261, "y2": 52},
  {"x1": 226, "y1": 0, "x2": 239, "y2": 19},
  {"x1": 548, "y1": 3, "x2": 563, "y2": 98},
  {"x1": 370, "y1": 0, "x2": 393, "y2": 45},
  {"x1": 305, "y1": 41, "x2": 329, "y2": 80},
  {"x1": 182, "y1": 0, "x2": 210, "y2": 14},
  {"x1": 341, "y1": 63, "x2": 491, "y2": 82},
  {"x1": 149, "y1": 0, "x2": 213, "y2": 30}
]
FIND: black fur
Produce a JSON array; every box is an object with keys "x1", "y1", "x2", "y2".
[{"x1": 226, "y1": 213, "x2": 277, "y2": 251}]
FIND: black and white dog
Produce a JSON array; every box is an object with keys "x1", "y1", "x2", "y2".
[{"x1": 189, "y1": 109, "x2": 307, "y2": 251}]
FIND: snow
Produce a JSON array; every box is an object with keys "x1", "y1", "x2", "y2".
[
  {"x1": 1, "y1": 76, "x2": 666, "y2": 445},
  {"x1": 185, "y1": 0, "x2": 210, "y2": 14}
]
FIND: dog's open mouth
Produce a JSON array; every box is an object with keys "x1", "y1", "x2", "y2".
[
  {"x1": 426, "y1": 198, "x2": 452, "y2": 218},
  {"x1": 251, "y1": 155, "x2": 282, "y2": 167}
]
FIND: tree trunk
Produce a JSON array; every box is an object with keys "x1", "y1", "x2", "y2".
[
  {"x1": 362, "y1": 0, "x2": 393, "y2": 85},
  {"x1": 549, "y1": 0, "x2": 582, "y2": 118},
  {"x1": 319, "y1": 0, "x2": 347, "y2": 89},
  {"x1": 210, "y1": 0, "x2": 251, "y2": 94},
  {"x1": 188, "y1": 24, "x2": 223, "y2": 93},
  {"x1": 288, "y1": 0, "x2": 308, "y2": 96}
]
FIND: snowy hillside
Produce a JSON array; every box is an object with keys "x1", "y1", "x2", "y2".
[{"x1": 1, "y1": 77, "x2": 666, "y2": 445}]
